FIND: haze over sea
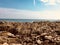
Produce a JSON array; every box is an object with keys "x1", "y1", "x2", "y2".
[{"x1": 0, "y1": 19, "x2": 60, "y2": 22}]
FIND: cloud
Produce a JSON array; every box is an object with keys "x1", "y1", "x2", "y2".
[
  {"x1": 57, "y1": 0, "x2": 60, "y2": 3},
  {"x1": 0, "y1": 8, "x2": 40, "y2": 19},
  {"x1": 0, "y1": 8, "x2": 60, "y2": 19},
  {"x1": 40, "y1": 0, "x2": 48, "y2": 3},
  {"x1": 48, "y1": 0, "x2": 56, "y2": 5},
  {"x1": 40, "y1": 0, "x2": 60, "y2": 5}
]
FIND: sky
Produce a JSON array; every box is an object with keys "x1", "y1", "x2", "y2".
[{"x1": 0, "y1": 0, "x2": 60, "y2": 19}]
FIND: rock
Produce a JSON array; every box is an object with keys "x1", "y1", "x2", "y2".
[
  {"x1": 8, "y1": 28, "x2": 18, "y2": 35},
  {"x1": 3, "y1": 43, "x2": 8, "y2": 45},
  {"x1": 0, "y1": 36, "x2": 7, "y2": 43},
  {"x1": 55, "y1": 31, "x2": 60, "y2": 35},
  {"x1": 0, "y1": 31, "x2": 15, "y2": 37},
  {"x1": 0, "y1": 21, "x2": 60, "y2": 45},
  {"x1": 54, "y1": 37, "x2": 60, "y2": 43},
  {"x1": 11, "y1": 43, "x2": 22, "y2": 45},
  {"x1": 7, "y1": 38, "x2": 19, "y2": 43},
  {"x1": 45, "y1": 36, "x2": 53, "y2": 40},
  {"x1": 0, "y1": 21, "x2": 5, "y2": 24},
  {"x1": 46, "y1": 40, "x2": 50, "y2": 42},
  {"x1": 41, "y1": 33, "x2": 47, "y2": 36},
  {"x1": 7, "y1": 32, "x2": 15, "y2": 37},
  {"x1": 36, "y1": 40, "x2": 42, "y2": 44}
]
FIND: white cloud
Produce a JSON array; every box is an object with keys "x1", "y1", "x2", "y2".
[
  {"x1": 0, "y1": 8, "x2": 60, "y2": 19},
  {"x1": 56, "y1": 0, "x2": 60, "y2": 3},
  {"x1": 0, "y1": 8, "x2": 40, "y2": 19},
  {"x1": 40, "y1": 0, "x2": 60, "y2": 5},
  {"x1": 40, "y1": 0, "x2": 48, "y2": 3},
  {"x1": 48, "y1": 0, "x2": 56, "y2": 5}
]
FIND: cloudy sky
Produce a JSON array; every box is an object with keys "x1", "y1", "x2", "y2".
[{"x1": 0, "y1": 0, "x2": 60, "y2": 19}]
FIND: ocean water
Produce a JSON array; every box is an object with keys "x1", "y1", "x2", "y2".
[
  {"x1": 0, "y1": 19, "x2": 48, "y2": 22},
  {"x1": 0, "y1": 19, "x2": 59, "y2": 22}
]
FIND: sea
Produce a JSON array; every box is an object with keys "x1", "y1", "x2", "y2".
[{"x1": 0, "y1": 19, "x2": 59, "y2": 22}]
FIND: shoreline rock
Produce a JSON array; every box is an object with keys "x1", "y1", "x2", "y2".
[{"x1": 0, "y1": 21, "x2": 60, "y2": 45}]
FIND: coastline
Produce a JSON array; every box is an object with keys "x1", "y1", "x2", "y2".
[{"x1": 0, "y1": 21, "x2": 60, "y2": 45}]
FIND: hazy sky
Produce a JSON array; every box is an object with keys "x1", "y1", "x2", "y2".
[{"x1": 0, "y1": 0, "x2": 60, "y2": 19}]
